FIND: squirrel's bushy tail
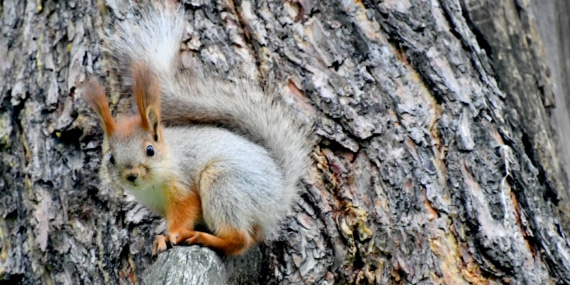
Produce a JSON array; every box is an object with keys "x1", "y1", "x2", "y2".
[
  {"x1": 105, "y1": 3, "x2": 184, "y2": 84},
  {"x1": 162, "y1": 76, "x2": 311, "y2": 199},
  {"x1": 106, "y1": 4, "x2": 310, "y2": 207}
]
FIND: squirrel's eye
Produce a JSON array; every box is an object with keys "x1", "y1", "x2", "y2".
[
  {"x1": 109, "y1": 154, "x2": 115, "y2": 165},
  {"x1": 146, "y1": 145, "x2": 155, "y2": 157}
]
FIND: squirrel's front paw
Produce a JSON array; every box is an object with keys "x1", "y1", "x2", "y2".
[
  {"x1": 152, "y1": 235, "x2": 168, "y2": 256},
  {"x1": 166, "y1": 232, "x2": 180, "y2": 245}
]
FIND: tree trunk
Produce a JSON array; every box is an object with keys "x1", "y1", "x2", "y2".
[{"x1": 1, "y1": 0, "x2": 570, "y2": 284}]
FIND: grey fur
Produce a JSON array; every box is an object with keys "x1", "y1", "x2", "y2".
[{"x1": 101, "y1": 4, "x2": 310, "y2": 236}]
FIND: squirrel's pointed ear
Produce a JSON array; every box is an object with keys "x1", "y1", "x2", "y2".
[
  {"x1": 133, "y1": 63, "x2": 161, "y2": 141},
  {"x1": 83, "y1": 78, "x2": 116, "y2": 136}
]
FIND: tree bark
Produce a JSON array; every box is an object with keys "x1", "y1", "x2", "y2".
[
  {"x1": 530, "y1": 0, "x2": 570, "y2": 229},
  {"x1": 1, "y1": 0, "x2": 570, "y2": 284}
]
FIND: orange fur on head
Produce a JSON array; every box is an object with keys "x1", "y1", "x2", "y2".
[
  {"x1": 113, "y1": 116, "x2": 142, "y2": 139},
  {"x1": 133, "y1": 62, "x2": 161, "y2": 139},
  {"x1": 84, "y1": 78, "x2": 116, "y2": 136}
]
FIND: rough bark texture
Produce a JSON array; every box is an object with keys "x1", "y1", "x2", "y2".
[
  {"x1": 530, "y1": 0, "x2": 570, "y2": 228},
  {"x1": 2, "y1": 0, "x2": 570, "y2": 284}
]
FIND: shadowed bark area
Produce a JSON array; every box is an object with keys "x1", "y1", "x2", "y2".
[
  {"x1": 1, "y1": 0, "x2": 569, "y2": 284},
  {"x1": 530, "y1": 0, "x2": 570, "y2": 230}
]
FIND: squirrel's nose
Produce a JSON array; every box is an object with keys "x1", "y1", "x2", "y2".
[{"x1": 126, "y1": 173, "x2": 138, "y2": 182}]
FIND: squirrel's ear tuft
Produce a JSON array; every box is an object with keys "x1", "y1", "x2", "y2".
[
  {"x1": 83, "y1": 78, "x2": 115, "y2": 136},
  {"x1": 133, "y1": 62, "x2": 161, "y2": 140},
  {"x1": 147, "y1": 107, "x2": 160, "y2": 142}
]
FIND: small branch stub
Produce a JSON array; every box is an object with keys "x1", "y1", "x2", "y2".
[{"x1": 145, "y1": 245, "x2": 262, "y2": 285}]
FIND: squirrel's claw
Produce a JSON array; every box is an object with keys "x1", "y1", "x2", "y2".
[
  {"x1": 167, "y1": 232, "x2": 180, "y2": 245},
  {"x1": 152, "y1": 234, "x2": 168, "y2": 256},
  {"x1": 151, "y1": 231, "x2": 184, "y2": 256},
  {"x1": 151, "y1": 231, "x2": 202, "y2": 255}
]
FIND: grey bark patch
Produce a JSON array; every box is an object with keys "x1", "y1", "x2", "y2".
[{"x1": 145, "y1": 245, "x2": 262, "y2": 285}]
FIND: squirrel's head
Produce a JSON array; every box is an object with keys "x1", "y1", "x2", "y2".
[{"x1": 84, "y1": 64, "x2": 169, "y2": 189}]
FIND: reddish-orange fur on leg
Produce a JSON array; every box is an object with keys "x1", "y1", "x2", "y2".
[
  {"x1": 152, "y1": 183, "x2": 202, "y2": 255},
  {"x1": 165, "y1": 187, "x2": 202, "y2": 243},
  {"x1": 184, "y1": 227, "x2": 255, "y2": 256}
]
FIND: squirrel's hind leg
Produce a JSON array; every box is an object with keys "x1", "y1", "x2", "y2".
[
  {"x1": 153, "y1": 227, "x2": 258, "y2": 256},
  {"x1": 184, "y1": 227, "x2": 255, "y2": 256}
]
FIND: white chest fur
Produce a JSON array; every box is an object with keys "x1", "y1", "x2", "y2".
[{"x1": 124, "y1": 182, "x2": 168, "y2": 215}]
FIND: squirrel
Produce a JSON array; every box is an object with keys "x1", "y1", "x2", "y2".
[{"x1": 83, "y1": 3, "x2": 310, "y2": 256}]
